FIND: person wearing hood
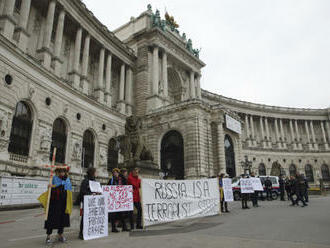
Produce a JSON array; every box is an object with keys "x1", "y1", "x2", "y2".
[
  {"x1": 127, "y1": 167, "x2": 143, "y2": 229},
  {"x1": 78, "y1": 167, "x2": 98, "y2": 239}
]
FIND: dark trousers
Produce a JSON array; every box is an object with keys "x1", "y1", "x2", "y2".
[
  {"x1": 134, "y1": 202, "x2": 142, "y2": 227},
  {"x1": 266, "y1": 189, "x2": 272, "y2": 200},
  {"x1": 251, "y1": 192, "x2": 258, "y2": 206},
  {"x1": 47, "y1": 227, "x2": 64, "y2": 235},
  {"x1": 110, "y1": 212, "x2": 127, "y2": 231},
  {"x1": 241, "y1": 194, "x2": 249, "y2": 209},
  {"x1": 286, "y1": 190, "x2": 291, "y2": 201},
  {"x1": 303, "y1": 190, "x2": 309, "y2": 202},
  {"x1": 296, "y1": 192, "x2": 307, "y2": 206},
  {"x1": 79, "y1": 215, "x2": 83, "y2": 236},
  {"x1": 221, "y1": 199, "x2": 228, "y2": 212},
  {"x1": 280, "y1": 188, "x2": 285, "y2": 201}
]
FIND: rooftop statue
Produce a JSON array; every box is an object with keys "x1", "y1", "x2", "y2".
[
  {"x1": 147, "y1": 4, "x2": 152, "y2": 11},
  {"x1": 152, "y1": 9, "x2": 161, "y2": 28}
]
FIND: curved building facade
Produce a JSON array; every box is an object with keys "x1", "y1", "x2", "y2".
[{"x1": 0, "y1": 0, "x2": 329, "y2": 199}]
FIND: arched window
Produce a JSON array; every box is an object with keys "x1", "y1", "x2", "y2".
[
  {"x1": 321, "y1": 164, "x2": 330, "y2": 181},
  {"x1": 82, "y1": 130, "x2": 95, "y2": 168},
  {"x1": 270, "y1": 162, "x2": 281, "y2": 176},
  {"x1": 224, "y1": 135, "x2": 236, "y2": 178},
  {"x1": 8, "y1": 101, "x2": 33, "y2": 156},
  {"x1": 289, "y1": 164, "x2": 297, "y2": 176},
  {"x1": 107, "y1": 138, "x2": 118, "y2": 172},
  {"x1": 305, "y1": 164, "x2": 314, "y2": 182},
  {"x1": 258, "y1": 163, "x2": 266, "y2": 176},
  {"x1": 49, "y1": 118, "x2": 67, "y2": 164}
]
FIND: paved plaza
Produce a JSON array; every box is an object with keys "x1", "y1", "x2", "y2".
[{"x1": 0, "y1": 195, "x2": 330, "y2": 248}]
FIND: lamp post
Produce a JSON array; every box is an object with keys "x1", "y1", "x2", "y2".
[{"x1": 241, "y1": 155, "x2": 252, "y2": 175}]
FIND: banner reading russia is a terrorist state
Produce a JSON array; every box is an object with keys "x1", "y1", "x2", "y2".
[{"x1": 141, "y1": 178, "x2": 220, "y2": 226}]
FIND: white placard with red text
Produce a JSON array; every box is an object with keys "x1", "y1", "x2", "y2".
[{"x1": 102, "y1": 185, "x2": 133, "y2": 213}]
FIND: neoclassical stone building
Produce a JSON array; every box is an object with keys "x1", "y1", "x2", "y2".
[{"x1": 0, "y1": 0, "x2": 329, "y2": 194}]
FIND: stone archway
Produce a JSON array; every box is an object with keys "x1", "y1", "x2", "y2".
[
  {"x1": 167, "y1": 68, "x2": 183, "y2": 104},
  {"x1": 161, "y1": 130, "x2": 184, "y2": 179},
  {"x1": 271, "y1": 162, "x2": 281, "y2": 176},
  {"x1": 224, "y1": 134, "x2": 236, "y2": 178}
]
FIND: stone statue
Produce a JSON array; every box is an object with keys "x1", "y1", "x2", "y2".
[
  {"x1": 118, "y1": 116, "x2": 154, "y2": 163},
  {"x1": 72, "y1": 140, "x2": 82, "y2": 160},
  {"x1": 99, "y1": 148, "x2": 107, "y2": 166},
  {"x1": 152, "y1": 10, "x2": 161, "y2": 27},
  {"x1": 182, "y1": 33, "x2": 187, "y2": 41},
  {"x1": 40, "y1": 127, "x2": 52, "y2": 151},
  {"x1": 147, "y1": 4, "x2": 152, "y2": 11},
  {"x1": 193, "y1": 48, "x2": 200, "y2": 58},
  {"x1": 186, "y1": 39, "x2": 193, "y2": 53}
]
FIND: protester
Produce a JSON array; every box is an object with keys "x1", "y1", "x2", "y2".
[
  {"x1": 289, "y1": 175, "x2": 297, "y2": 206},
  {"x1": 121, "y1": 168, "x2": 135, "y2": 229},
  {"x1": 279, "y1": 175, "x2": 285, "y2": 201},
  {"x1": 219, "y1": 173, "x2": 229, "y2": 213},
  {"x1": 284, "y1": 176, "x2": 291, "y2": 201},
  {"x1": 42, "y1": 167, "x2": 72, "y2": 244},
  {"x1": 264, "y1": 177, "x2": 273, "y2": 201},
  {"x1": 78, "y1": 167, "x2": 98, "y2": 239},
  {"x1": 128, "y1": 168, "x2": 143, "y2": 229},
  {"x1": 250, "y1": 172, "x2": 259, "y2": 207},
  {"x1": 294, "y1": 173, "x2": 308, "y2": 207},
  {"x1": 241, "y1": 175, "x2": 250, "y2": 209},
  {"x1": 108, "y1": 168, "x2": 129, "y2": 232}
]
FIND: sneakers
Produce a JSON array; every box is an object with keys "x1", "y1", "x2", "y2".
[{"x1": 45, "y1": 237, "x2": 52, "y2": 245}]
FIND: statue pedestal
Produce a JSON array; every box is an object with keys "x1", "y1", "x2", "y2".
[{"x1": 123, "y1": 160, "x2": 160, "y2": 178}]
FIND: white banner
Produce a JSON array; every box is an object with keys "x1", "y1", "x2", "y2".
[
  {"x1": 222, "y1": 178, "x2": 234, "y2": 202},
  {"x1": 251, "y1": 178, "x2": 263, "y2": 191},
  {"x1": 0, "y1": 176, "x2": 48, "y2": 206},
  {"x1": 141, "y1": 178, "x2": 220, "y2": 226},
  {"x1": 240, "y1": 178, "x2": 254, "y2": 193},
  {"x1": 83, "y1": 195, "x2": 108, "y2": 240},
  {"x1": 225, "y1": 114, "x2": 242, "y2": 134},
  {"x1": 102, "y1": 185, "x2": 133, "y2": 213},
  {"x1": 89, "y1": 180, "x2": 102, "y2": 193}
]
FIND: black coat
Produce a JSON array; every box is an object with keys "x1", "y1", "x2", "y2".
[
  {"x1": 78, "y1": 175, "x2": 95, "y2": 203},
  {"x1": 265, "y1": 179, "x2": 272, "y2": 189}
]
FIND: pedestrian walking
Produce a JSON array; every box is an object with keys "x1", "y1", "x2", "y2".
[
  {"x1": 127, "y1": 168, "x2": 143, "y2": 229},
  {"x1": 279, "y1": 175, "x2": 285, "y2": 201},
  {"x1": 294, "y1": 173, "x2": 308, "y2": 207},
  {"x1": 302, "y1": 175, "x2": 309, "y2": 203},
  {"x1": 265, "y1": 177, "x2": 273, "y2": 200},
  {"x1": 285, "y1": 176, "x2": 291, "y2": 201}
]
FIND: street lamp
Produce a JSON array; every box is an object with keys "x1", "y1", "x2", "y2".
[{"x1": 240, "y1": 155, "x2": 252, "y2": 175}]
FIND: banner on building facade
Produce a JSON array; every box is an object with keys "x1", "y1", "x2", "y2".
[
  {"x1": 222, "y1": 178, "x2": 234, "y2": 202},
  {"x1": 0, "y1": 176, "x2": 48, "y2": 206},
  {"x1": 102, "y1": 185, "x2": 133, "y2": 213},
  {"x1": 141, "y1": 178, "x2": 220, "y2": 226},
  {"x1": 83, "y1": 195, "x2": 108, "y2": 240},
  {"x1": 251, "y1": 178, "x2": 263, "y2": 191},
  {"x1": 240, "y1": 178, "x2": 254, "y2": 193},
  {"x1": 225, "y1": 114, "x2": 242, "y2": 134}
]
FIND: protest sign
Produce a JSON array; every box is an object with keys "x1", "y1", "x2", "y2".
[
  {"x1": 89, "y1": 180, "x2": 102, "y2": 193},
  {"x1": 222, "y1": 178, "x2": 234, "y2": 202},
  {"x1": 102, "y1": 185, "x2": 133, "y2": 213},
  {"x1": 240, "y1": 178, "x2": 254, "y2": 193},
  {"x1": 141, "y1": 178, "x2": 220, "y2": 226},
  {"x1": 83, "y1": 195, "x2": 108, "y2": 240},
  {"x1": 251, "y1": 178, "x2": 264, "y2": 191}
]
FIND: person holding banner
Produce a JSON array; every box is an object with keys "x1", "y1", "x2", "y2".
[
  {"x1": 241, "y1": 175, "x2": 250, "y2": 209},
  {"x1": 128, "y1": 168, "x2": 143, "y2": 229},
  {"x1": 250, "y1": 172, "x2": 259, "y2": 207},
  {"x1": 78, "y1": 167, "x2": 99, "y2": 239},
  {"x1": 108, "y1": 168, "x2": 129, "y2": 232},
  {"x1": 219, "y1": 173, "x2": 229, "y2": 213},
  {"x1": 43, "y1": 167, "x2": 72, "y2": 244}
]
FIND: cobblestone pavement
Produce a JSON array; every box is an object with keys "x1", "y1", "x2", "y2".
[{"x1": 0, "y1": 196, "x2": 330, "y2": 248}]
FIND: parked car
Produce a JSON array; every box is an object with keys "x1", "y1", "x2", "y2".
[{"x1": 232, "y1": 175, "x2": 279, "y2": 201}]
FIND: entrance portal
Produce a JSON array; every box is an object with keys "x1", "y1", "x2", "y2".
[
  {"x1": 161, "y1": 130, "x2": 184, "y2": 179},
  {"x1": 224, "y1": 135, "x2": 236, "y2": 178}
]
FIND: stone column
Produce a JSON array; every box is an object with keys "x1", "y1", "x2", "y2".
[
  {"x1": 40, "y1": 0, "x2": 56, "y2": 69},
  {"x1": 53, "y1": 10, "x2": 65, "y2": 76},
  {"x1": 294, "y1": 120, "x2": 302, "y2": 149},
  {"x1": 118, "y1": 63, "x2": 126, "y2": 114},
  {"x1": 310, "y1": 121, "x2": 318, "y2": 150},
  {"x1": 320, "y1": 121, "x2": 329, "y2": 150},
  {"x1": 305, "y1": 120, "x2": 312, "y2": 150},
  {"x1": 196, "y1": 75, "x2": 202, "y2": 99},
  {"x1": 152, "y1": 46, "x2": 159, "y2": 95},
  {"x1": 125, "y1": 67, "x2": 133, "y2": 115},
  {"x1": 71, "y1": 27, "x2": 82, "y2": 89},
  {"x1": 217, "y1": 122, "x2": 226, "y2": 174},
  {"x1": 105, "y1": 53, "x2": 112, "y2": 106},
  {"x1": 274, "y1": 119, "x2": 281, "y2": 148},
  {"x1": 326, "y1": 121, "x2": 330, "y2": 145},
  {"x1": 279, "y1": 119, "x2": 287, "y2": 148},
  {"x1": 265, "y1": 117, "x2": 271, "y2": 148},
  {"x1": 0, "y1": 0, "x2": 16, "y2": 40},
  {"x1": 95, "y1": 47, "x2": 105, "y2": 104},
  {"x1": 190, "y1": 71, "x2": 196, "y2": 99},
  {"x1": 81, "y1": 35, "x2": 90, "y2": 94},
  {"x1": 245, "y1": 115, "x2": 251, "y2": 147},
  {"x1": 260, "y1": 116, "x2": 266, "y2": 148},
  {"x1": 250, "y1": 115, "x2": 256, "y2": 146},
  {"x1": 162, "y1": 51, "x2": 168, "y2": 98},
  {"x1": 289, "y1": 120, "x2": 297, "y2": 149},
  {"x1": 16, "y1": 0, "x2": 31, "y2": 51}
]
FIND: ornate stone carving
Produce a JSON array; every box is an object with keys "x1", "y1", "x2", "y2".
[
  {"x1": 118, "y1": 116, "x2": 154, "y2": 162},
  {"x1": 99, "y1": 148, "x2": 107, "y2": 166},
  {"x1": 28, "y1": 86, "x2": 35, "y2": 99},
  {"x1": 40, "y1": 126, "x2": 52, "y2": 151},
  {"x1": 0, "y1": 110, "x2": 9, "y2": 136},
  {"x1": 72, "y1": 140, "x2": 82, "y2": 161}
]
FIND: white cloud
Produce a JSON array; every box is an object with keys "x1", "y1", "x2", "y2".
[{"x1": 82, "y1": 0, "x2": 330, "y2": 109}]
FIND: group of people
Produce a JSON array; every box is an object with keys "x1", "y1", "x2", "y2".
[
  {"x1": 283, "y1": 173, "x2": 309, "y2": 207},
  {"x1": 42, "y1": 166, "x2": 143, "y2": 244}
]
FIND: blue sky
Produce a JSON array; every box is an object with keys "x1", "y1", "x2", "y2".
[{"x1": 83, "y1": 0, "x2": 330, "y2": 109}]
